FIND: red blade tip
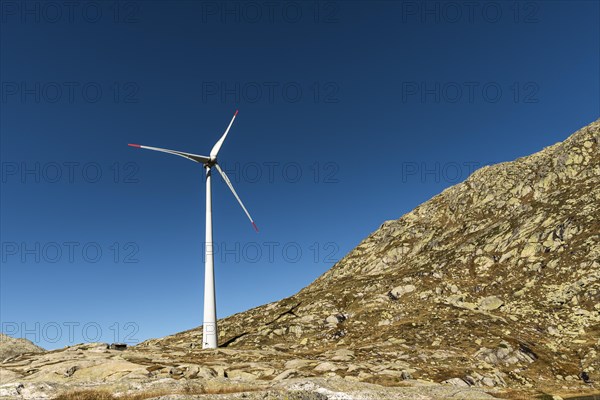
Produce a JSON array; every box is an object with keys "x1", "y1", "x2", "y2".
[
  {"x1": 234, "y1": 110, "x2": 239, "y2": 116},
  {"x1": 252, "y1": 222, "x2": 258, "y2": 232},
  {"x1": 128, "y1": 143, "x2": 141, "y2": 148}
]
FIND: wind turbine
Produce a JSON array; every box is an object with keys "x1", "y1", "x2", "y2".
[{"x1": 128, "y1": 110, "x2": 257, "y2": 349}]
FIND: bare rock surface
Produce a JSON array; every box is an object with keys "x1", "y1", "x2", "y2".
[{"x1": 2, "y1": 119, "x2": 600, "y2": 399}]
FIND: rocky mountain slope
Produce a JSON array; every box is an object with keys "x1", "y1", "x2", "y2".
[
  {"x1": 1, "y1": 118, "x2": 599, "y2": 399},
  {"x1": 0, "y1": 334, "x2": 44, "y2": 361}
]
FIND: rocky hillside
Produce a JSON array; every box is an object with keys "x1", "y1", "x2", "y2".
[
  {"x1": 143, "y1": 118, "x2": 600, "y2": 391},
  {"x1": 1, "y1": 118, "x2": 598, "y2": 399},
  {"x1": 0, "y1": 334, "x2": 44, "y2": 361}
]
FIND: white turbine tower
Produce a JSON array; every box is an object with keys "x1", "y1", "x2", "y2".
[{"x1": 128, "y1": 110, "x2": 257, "y2": 349}]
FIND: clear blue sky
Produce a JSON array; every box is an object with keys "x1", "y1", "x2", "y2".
[{"x1": 1, "y1": 1, "x2": 598, "y2": 349}]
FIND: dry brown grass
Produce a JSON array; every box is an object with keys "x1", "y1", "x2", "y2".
[
  {"x1": 53, "y1": 390, "x2": 117, "y2": 400},
  {"x1": 360, "y1": 375, "x2": 411, "y2": 388},
  {"x1": 490, "y1": 390, "x2": 548, "y2": 400},
  {"x1": 202, "y1": 386, "x2": 261, "y2": 394},
  {"x1": 489, "y1": 391, "x2": 600, "y2": 400},
  {"x1": 53, "y1": 384, "x2": 262, "y2": 400},
  {"x1": 491, "y1": 389, "x2": 600, "y2": 400}
]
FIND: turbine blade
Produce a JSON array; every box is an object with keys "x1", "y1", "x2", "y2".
[
  {"x1": 128, "y1": 144, "x2": 210, "y2": 164},
  {"x1": 210, "y1": 110, "x2": 238, "y2": 159},
  {"x1": 214, "y1": 163, "x2": 258, "y2": 232}
]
